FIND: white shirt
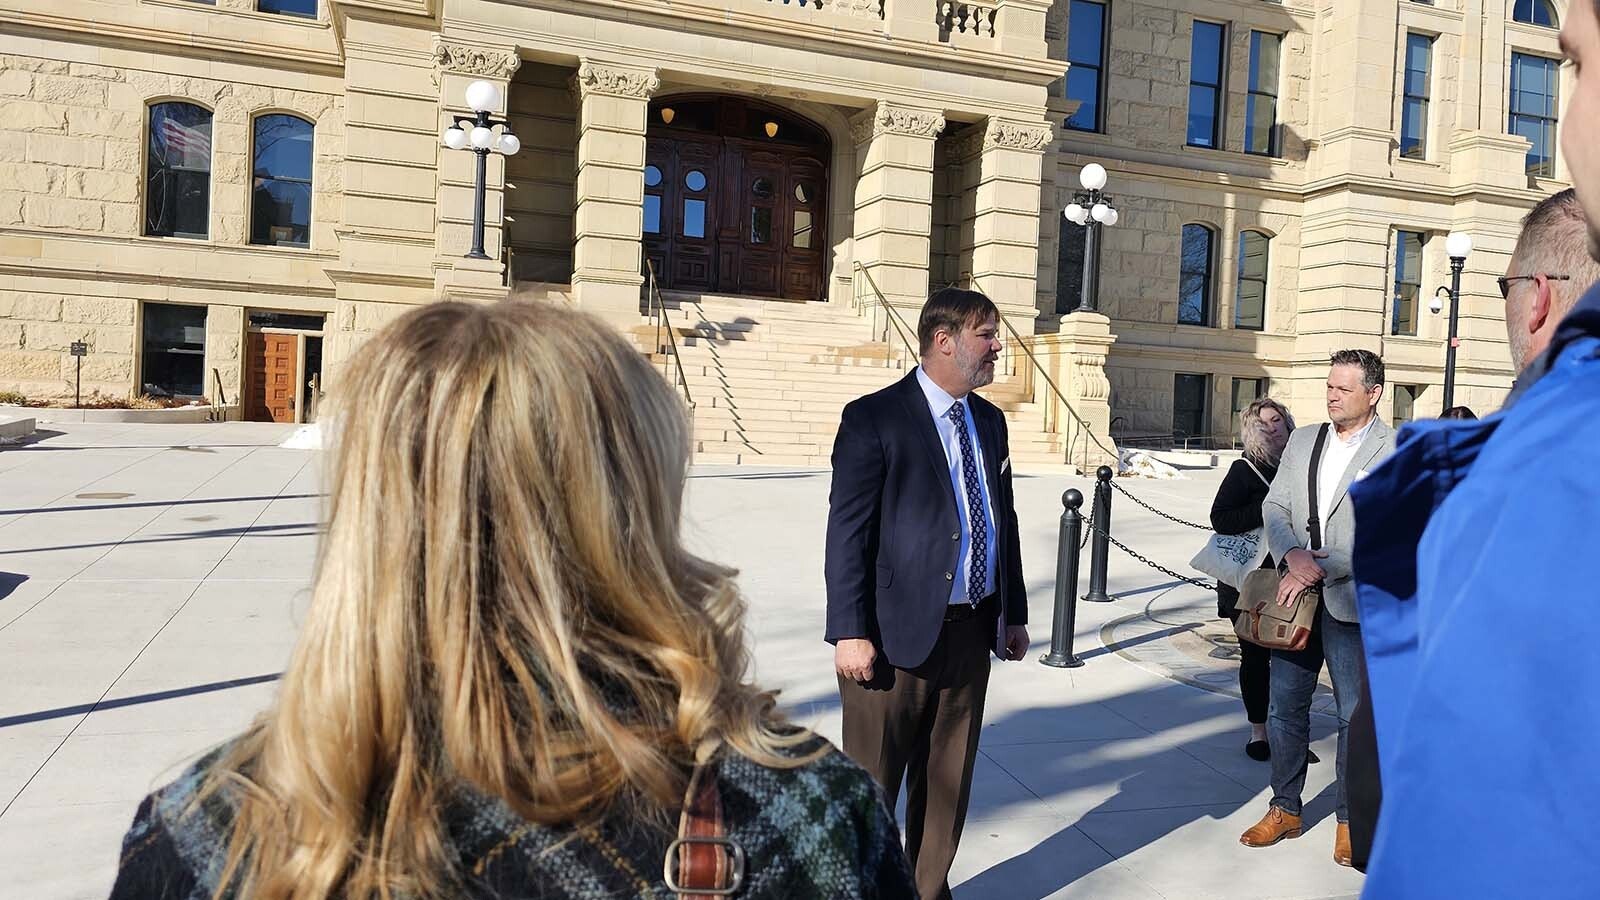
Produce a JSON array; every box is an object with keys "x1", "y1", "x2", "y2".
[
  {"x1": 916, "y1": 367, "x2": 998, "y2": 605},
  {"x1": 1316, "y1": 416, "x2": 1376, "y2": 529}
]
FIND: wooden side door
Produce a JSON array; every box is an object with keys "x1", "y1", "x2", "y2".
[
  {"x1": 735, "y1": 149, "x2": 784, "y2": 297},
  {"x1": 245, "y1": 332, "x2": 299, "y2": 423},
  {"x1": 670, "y1": 140, "x2": 719, "y2": 292},
  {"x1": 783, "y1": 156, "x2": 827, "y2": 301}
]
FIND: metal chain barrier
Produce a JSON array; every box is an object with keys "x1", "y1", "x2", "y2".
[
  {"x1": 1086, "y1": 516, "x2": 1216, "y2": 592},
  {"x1": 1109, "y1": 480, "x2": 1212, "y2": 531},
  {"x1": 1080, "y1": 511, "x2": 1095, "y2": 551}
]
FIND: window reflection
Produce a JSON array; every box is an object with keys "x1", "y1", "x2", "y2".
[
  {"x1": 684, "y1": 199, "x2": 706, "y2": 238},
  {"x1": 751, "y1": 206, "x2": 772, "y2": 244},
  {"x1": 250, "y1": 114, "x2": 314, "y2": 248},
  {"x1": 644, "y1": 195, "x2": 661, "y2": 235},
  {"x1": 793, "y1": 209, "x2": 813, "y2": 249}
]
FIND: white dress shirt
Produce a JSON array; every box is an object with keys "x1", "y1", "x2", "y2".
[
  {"x1": 1316, "y1": 415, "x2": 1376, "y2": 528},
  {"x1": 916, "y1": 367, "x2": 998, "y2": 605}
]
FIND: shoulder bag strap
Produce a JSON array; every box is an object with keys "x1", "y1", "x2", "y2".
[
  {"x1": 1243, "y1": 459, "x2": 1270, "y2": 488},
  {"x1": 1306, "y1": 423, "x2": 1331, "y2": 551},
  {"x1": 666, "y1": 750, "x2": 745, "y2": 898}
]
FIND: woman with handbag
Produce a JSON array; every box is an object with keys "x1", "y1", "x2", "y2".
[
  {"x1": 107, "y1": 301, "x2": 916, "y2": 900},
  {"x1": 1209, "y1": 398, "x2": 1294, "y2": 761}
]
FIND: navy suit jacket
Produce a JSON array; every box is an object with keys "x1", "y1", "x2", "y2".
[{"x1": 824, "y1": 371, "x2": 1027, "y2": 669}]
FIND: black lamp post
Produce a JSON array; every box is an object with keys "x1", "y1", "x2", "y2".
[
  {"x1": 441, "y1": 79, "x2": 521, "y2": 260},
  {"x1": 1430, "y1": 231, "x2": 1473, "y2": 410},
  {"x1": 1063, "y1": 162, "x2": 1119, "y2": 313}
]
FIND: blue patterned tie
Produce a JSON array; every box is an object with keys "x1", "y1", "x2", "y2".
[{"x1": 947, "y1": 401, "x2": 989, "y2": 606}]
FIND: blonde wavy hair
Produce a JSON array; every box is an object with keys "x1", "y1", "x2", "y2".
[
  {"x1": 200, "y1": 300, "x2": 815, "y2": 900},
  {"x1": 1240, "y1": 397, "x2": 1295, "y2": 467}
]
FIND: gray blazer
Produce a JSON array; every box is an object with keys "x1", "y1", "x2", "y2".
[{"x1": 1262, "y1": 418, "x2": 1395, "y2": 623}]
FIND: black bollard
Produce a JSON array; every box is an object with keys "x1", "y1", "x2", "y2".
[
  {"x1": 1082, "y1": 465, "x2": 1115, "y2": 603},
  {"x1": 1040, "y1": 489, "x2": 1087, "y2": 668}
]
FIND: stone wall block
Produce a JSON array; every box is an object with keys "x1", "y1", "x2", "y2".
[
  {"x1": 2, "y1": 293, "x2": 64, "y2": 321},
  {"x1": 68, "y1": 63, "x2": 126, "y2": 82},
  {"x1": 104, "y1": 140, "x2": 140, "y2": 173},
  {"x1": 26, "y1": 134, "x2": 103, "y2": 169},
  {"x1": 8, "y1": 102, "x2": 68, "y2": 133},
  {"x1": 26, "y1": 322, "x2": 97, "y2": 352},
  {"x1": 0, "y1": 132, "x2": 25, "y2": 163},
  {"x1": 0, "y1": 70, "x2": 31, "y2": 97},
  {"x1": 70, "y1": 354, "x2": 134, "y2": 384},
  {"x1": 66, "y1": 108, "x2": 139, "y2": 139},
  {"x1": 67, "y1": 169, "x2": 136, "y2": 202},
  {"x1": 2, "y1": 55, "x2": 68, "y2": 75},
  {"x1": 0, "y1": 321, "x2": 23, "y2": 348},
  {"x1": 0, "y1": 163, "x2": 58, "y2": 195},
  {"x1": 32, "y1": 75, "x2": 107, "y2": 108},
  {"x1": 0, "y1": 192, "x2": 23, "y2": 225},
  {"x1": 24, "y1": 195, "x2": 103, "y2": 230},
  {"x1": 103, "y1": 202, "x2": 139, "y2": 234},
  {"x1": 0, "y1": 350, "x2": 66, "y2": 382},
  {"x1": 62, "y1": 297, "x2": 134, "y2": 326}
]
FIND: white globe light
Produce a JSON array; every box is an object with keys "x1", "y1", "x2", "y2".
[
  {"x1": 1445, "y1": 231, "x2": 1473, "y2": 260},
  {"x1": 1103, "y1": 207, "x2": 1119, "y2": 227},
  {"x1": 1064, "y1": 203, "x2": 1084, "y2": 223},
  {"x1": 465, "y1": 80, "x2": 501, "y2": 113},
  {"x1": 1429, "y1": 294, "x2": 1444, "y2": 315},
  {"x1": 1079, "y1": 162, "x2": 1108, "y2": 191},
  {"x1": 442, "y1": 127, "x2": 467, "y2": 150},
  {"x1": 496, "y1": 132, "x2": 521, "y2": 156},
  {"x1": 469, "y1": 126, "x2": 493, "y2": 149},
  {"x1": 1090, "y1": 202, "x2": 1110, "y2": 224},
  {"x1": 1069, "y1": 206, "x2": 1090, "y2": 226}
]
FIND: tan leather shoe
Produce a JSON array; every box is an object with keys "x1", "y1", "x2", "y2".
[
  {"x1": 1334, "y1": 822, "x2": 1353, "y2": 867},
  {"x1": 1240, "y1": 807, "x2": 1303, "y2": 847}
]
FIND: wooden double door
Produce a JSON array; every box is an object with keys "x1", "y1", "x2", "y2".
[{"x1": 644, "y1": 137, "x2": 828, "y2": 300}]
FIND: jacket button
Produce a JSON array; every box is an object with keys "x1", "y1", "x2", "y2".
[
  {"x1": 944, "y1": 572, "x2": 954, "y2": 581},
  {"x1": 951, "y1": 532, "x2": 959, "y2": 541}
]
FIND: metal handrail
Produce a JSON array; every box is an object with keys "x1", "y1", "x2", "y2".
[
  {"x1": 644, "y1": 260, "x2": 695, "y2": 411},
  {"x1": 850, "y1": 262, "x2": 920, "y2": 362},
  {"x1": 967, "y1": 276, "x2": 1119, "y2": 470}
]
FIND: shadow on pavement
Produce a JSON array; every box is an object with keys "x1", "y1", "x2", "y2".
[{"x1": 0, "y1": 672, "x2": 282, "y2": 728}]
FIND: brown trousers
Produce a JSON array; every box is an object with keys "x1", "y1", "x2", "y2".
[{"x1": 838, "y1": 607, "x2": 994, "y2": 900}]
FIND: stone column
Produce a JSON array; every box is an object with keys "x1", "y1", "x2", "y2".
[
  {"x1": 963, "y1": 117, "x2": 1053, "y2": 328},
  {"x1": 850, "y1": 101, "x2": 945, "y2": 326},
  {"x1": 433, "y1": 38, "x2": 521, "y2": 302},
  {"x1": 570, "y1": 59, "x2": 659, "y2": 327}
]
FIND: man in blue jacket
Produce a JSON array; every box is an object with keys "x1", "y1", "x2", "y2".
[{"x1": 1353, "y1": 6, "x2": 1600, "y2": 891}]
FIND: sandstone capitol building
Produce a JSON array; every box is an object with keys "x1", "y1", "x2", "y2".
[{"x1": 0, "y1": 0, "x2": 1571, "y2": 467}]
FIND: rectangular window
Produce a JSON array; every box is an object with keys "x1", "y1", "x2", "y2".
[
  {"x1": 258, "y1": 0, "x2": 316, "y2": 16},
  {"x1": 1510, "y1": 53, "x2": 1560, "y2": 178},
  {"x1": 1057, "y1": 218, "x2": 1087, "y2": 315},
  {"x1": 1179, "y1": 224, "x2": 1214, "y2": 326},
  {"x1": 1246, "y1": 32, "x2": 1281, "y2": 156},
  {"x1": 1231, "y1": 377, "x2": 1266, "y2": 443},
  {"x1": 1235, "y1": 231, "x2": 1269, "y2": 330},
  {"x1": 1173, "y1": 373, "x2": 1211, "y2": 443},
  {"x1": 1066, "y1": 0, "x2": 1108, "y2": 132},
  {"x1": 1393, "y1": 384, "x2": 1422, "y2": 428},
  {"x1": 1401, "y1": 34, "x2": 1433, "y2": 160},
  {"x1": 140, "y1": 303, "x2": 207, "y2": 399},
  {"x1": 1188, "y1": 21, "x2": 1227, "y2": 149},
  {"x1": 1392, "y1": 230, "x2": 1426, "y2": 336}
]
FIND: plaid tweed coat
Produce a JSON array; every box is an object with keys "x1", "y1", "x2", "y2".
[{"x1": 108, "y1": 739, "x2": 915, "y2": 900}]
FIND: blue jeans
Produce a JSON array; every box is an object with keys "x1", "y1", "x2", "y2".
[{"x1": 1267, "y1": 605, "x2": 1365, "y2": 821}]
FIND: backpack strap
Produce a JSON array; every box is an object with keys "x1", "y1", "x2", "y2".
[
  {"x1": 1243, "y1": 459, "x2": 1270, "y2": 488},
  {"x1": 1306, "y1": 423, "x2": 1331, "y2": 551},
  {"x1": 665, "y1": 748, "x2": 745, "y2": 898}
]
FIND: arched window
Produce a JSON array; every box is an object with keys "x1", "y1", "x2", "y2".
[
  {"x1": 1179, "y1": 224, "x2": 1214, "y2": 326},
  {"x1": 1235, "y1": 230, "x2": 1270, "y2": 330},
  {"x1": 1512, "y1": 0, "x2": 1558, "y2": 27},
  {"x1": 145, "y1": 102, "x2": 212, "y2": 239},
  {"x1": 250, "y1": 114, "x2": 314, "y2": 248}
]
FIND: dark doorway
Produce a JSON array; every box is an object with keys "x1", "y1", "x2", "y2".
[{"x1": 644, "y1": 97, "x2": 829, "y2": 300}]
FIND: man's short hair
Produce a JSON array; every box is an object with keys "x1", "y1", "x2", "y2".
[
  {"x1": 1330, "y1": 349, "x2": 1385, "y2": 390},
  {"x1": 1511, "y1": 188, "x2": 1600, "y2": 317},
  {"x1": 917, "y1": 287, "x2": 998, "y2": 356}
]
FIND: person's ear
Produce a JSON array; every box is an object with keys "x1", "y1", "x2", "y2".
[{"x1": 1529, "y1": 275, "x2": 1556, "y2": 334}]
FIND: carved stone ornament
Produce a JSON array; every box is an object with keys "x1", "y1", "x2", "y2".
[
  {"x1": 432, "y1": 38, "x2": 521, "y2": 81},
  {"x1": 575, "y1": 61, "x2": 661, "y2": 99},
  {"x1": 850, "y1": 101, "x2": 946, "y2": 144},
  {"x1": 986, "y1": 119, "x2": 1054, "y2": 152},
  {"x1": 947, "y1": 123, "x2": 988, "y2": 161}
]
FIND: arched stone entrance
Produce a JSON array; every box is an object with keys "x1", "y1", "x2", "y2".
[{"x1": 644, "y1": 96, "x2": 830, "y2": 300}]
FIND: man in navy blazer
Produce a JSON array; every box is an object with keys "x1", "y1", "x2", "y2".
[{"x1": 825, "y1": 286, "x2": 1028, "y2": 900}]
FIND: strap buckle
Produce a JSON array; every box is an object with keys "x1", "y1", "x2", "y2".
[{"x1": 663, "y1": 836, "x2": 746, "y2": 896}]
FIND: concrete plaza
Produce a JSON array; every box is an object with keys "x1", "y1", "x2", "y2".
[{"x1": 0, "y1": 424, "x2": 1362, "y2": 900}]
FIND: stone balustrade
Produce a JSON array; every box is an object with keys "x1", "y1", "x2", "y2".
[{"x1": 938, "y1": 1, "x2": 996, "y2": 44}]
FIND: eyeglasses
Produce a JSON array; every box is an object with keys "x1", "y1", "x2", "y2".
[{"x1": 1498, "y1": 273, "x2": 1571, "y2": 299}]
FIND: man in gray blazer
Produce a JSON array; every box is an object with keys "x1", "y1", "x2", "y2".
[{"x1": 1239, "y1": 349, "x2": 1396, "y2": 867}]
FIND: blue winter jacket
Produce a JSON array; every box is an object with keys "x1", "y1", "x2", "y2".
[{"x1": 1353, "y1": 284, "x2": 1600, "y2": 898}]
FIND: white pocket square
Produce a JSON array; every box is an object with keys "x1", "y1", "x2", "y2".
[{"x1": 1001, "y1": 456, "x2": 1011, "y2": 473}]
